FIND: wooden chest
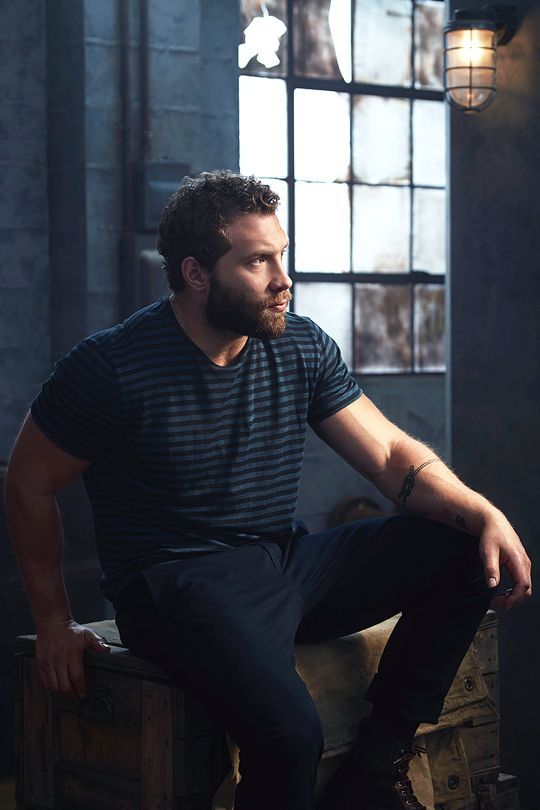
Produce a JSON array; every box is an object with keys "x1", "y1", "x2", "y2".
[
  {"x1": 13, "y1": 609, "x2": 517, "y2": 810},
  {"x1": 13, "y1": 635, "x2": 231, "y2": 810}
]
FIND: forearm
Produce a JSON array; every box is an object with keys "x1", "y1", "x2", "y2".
[
  {"x1": 5, "y1": 480, "x2": 74, "y2": 630},
  {"x1": 373, "y1": 434, "x2": 504, "y2": 536}
]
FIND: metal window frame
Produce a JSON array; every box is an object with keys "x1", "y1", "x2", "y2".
[{"x1": 240, "y1": 0, "x2": 446, "y2": 376}]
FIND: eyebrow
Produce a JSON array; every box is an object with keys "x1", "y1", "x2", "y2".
[{"x1": 241, "y1": 243, "x2": 289, "y2": 261}]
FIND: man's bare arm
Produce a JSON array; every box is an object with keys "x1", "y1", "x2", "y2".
[
  {"x1": 315, "y1": 395, "x2": 532, "y2": 610},
  {"x1": 5, "y1": 412, "x2": 111, "y2": 697}
]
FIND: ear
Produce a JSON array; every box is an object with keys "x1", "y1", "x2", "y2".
[{"x1": 180, "y1": 256, "x2": 209, "y2": 293}]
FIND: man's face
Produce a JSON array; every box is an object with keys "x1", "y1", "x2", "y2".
[{"x1": 205, "y1": 212, "x2": 292, "y2": 339}]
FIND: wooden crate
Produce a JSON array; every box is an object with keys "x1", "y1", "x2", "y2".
[
  {"x1": 13, "y1": 640, "x2": 231, "y2": 810},
  {"x1": 13, "y1": 609, "x2": 514, "y2": 810}
]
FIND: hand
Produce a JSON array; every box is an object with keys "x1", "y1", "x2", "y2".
[
  {"x1": 35, "y1": 619, "x2": 111, "y2": 699},
  {"x1": 478, "y1": 513, "x2": 532, "y2": 610}
]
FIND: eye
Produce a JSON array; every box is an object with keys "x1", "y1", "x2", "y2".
[{"x1": 250, "y1": 256, "x2": 267, "y2": 266}]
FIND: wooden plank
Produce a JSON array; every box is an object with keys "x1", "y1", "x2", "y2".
[
  {"x1": 141, "y1": 680, "x2": 174, "y2": 810},
  {"x1": 55, "y1": 763, "x2": 139, "y2": 810},
  {"x1": 14, "y1": 654, "x2": 23, "y2": 805},
  {"x1": 20, "y1": 656, "x2": 55, "y2": 808},
  {"x1": 57, "y1": 709, "x2": 141, "y2": 780},
  {"x1": 175, "y1": 791, "x2": 216, "y2": 810},
  {"x1": 54, "y1": 668, "x2": 140, "y2": 727}
]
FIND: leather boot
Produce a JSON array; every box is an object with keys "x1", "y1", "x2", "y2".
[{"x1": 317, "y1": 718, "x2": 427, "y2": 810}]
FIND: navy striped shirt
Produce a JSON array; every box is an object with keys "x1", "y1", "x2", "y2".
[{"x1": 31, "y1": 296, "x2": 362, "y2": 608}]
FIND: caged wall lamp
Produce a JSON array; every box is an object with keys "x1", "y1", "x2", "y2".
[{"x1": 444, "y1": 4, "x2": 518, "y2": 112}]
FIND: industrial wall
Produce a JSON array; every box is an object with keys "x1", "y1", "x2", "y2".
[
  {"x1": 448, "y1": 1, "x2": 540, "y2": 803},
  {"x1": 1, "y1": 2, "x2": 537, "y2": 804}
]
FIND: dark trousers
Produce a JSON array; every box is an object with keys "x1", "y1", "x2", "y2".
[{"x1": 115, "y1": 514, "x2": 497, "y2": 810}]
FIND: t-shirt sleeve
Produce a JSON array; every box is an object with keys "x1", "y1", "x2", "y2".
[
  {"x1": 30, "y1": 336, "x2": 120, "y2": 461},
  {"x1": 306, "y1": 319, "x2": 363, "y2": 424}
]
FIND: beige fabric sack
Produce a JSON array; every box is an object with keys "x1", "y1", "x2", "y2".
[{"x1": 212, "y1": 613, "x2": 497, "y2": 810}]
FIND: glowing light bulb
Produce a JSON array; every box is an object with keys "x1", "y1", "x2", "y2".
[{"x1": 238, "y1": 6, "x2": 287, "y2": 70}]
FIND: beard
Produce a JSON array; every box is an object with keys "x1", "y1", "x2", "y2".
[{"x1": 205, "y1": 274, "x2": 292, "y2": 339}]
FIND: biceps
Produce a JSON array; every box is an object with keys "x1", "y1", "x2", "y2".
[
  {"x1": 6, "y1": 412, "x2": 91, "y2": 495},
  {"x1": 314, "y1": 395, "x2": 405, "y2": 480}
]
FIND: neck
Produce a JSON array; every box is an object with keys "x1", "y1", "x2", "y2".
[{"x1": 169, "y1": 293, "x2": 248, "y2": 367}]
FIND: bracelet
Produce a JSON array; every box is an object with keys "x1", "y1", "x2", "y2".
[{"x1": 397, "y1": 458, "x2": 440, "y2": 512}]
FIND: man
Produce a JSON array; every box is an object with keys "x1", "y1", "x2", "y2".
[{"x1": 5, "y1": 170, "x2": 531, "y2": 810}]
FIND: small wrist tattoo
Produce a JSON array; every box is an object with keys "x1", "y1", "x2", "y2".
[
  {"x1": 397, "y1": 458, "x2": 440, "y2": 512},
  {"x1": 456, "y1": 515, "x2": 466, "y2": 528}
]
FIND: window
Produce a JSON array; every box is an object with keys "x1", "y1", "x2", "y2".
[{"x1": 239, "y1": 0, "x2": 446, "y2": 374}]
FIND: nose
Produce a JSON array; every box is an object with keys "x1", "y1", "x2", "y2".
[{"x1": 270, "y1": 258, "x2": 292, "y2": 292}]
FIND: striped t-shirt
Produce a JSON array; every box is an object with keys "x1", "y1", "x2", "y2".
[{"x1": 31, "y1": 296, "x2": 362, "y2": 608}]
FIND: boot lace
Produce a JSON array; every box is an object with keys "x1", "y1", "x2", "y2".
[{"x1": 392, "y1": 745, "x2": 427, "y2": 810}]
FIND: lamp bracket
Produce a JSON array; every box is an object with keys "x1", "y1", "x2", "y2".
[
  {"x1": 483, "y1": 4, "x2": 518, "y2": 44},
  {"x1": 454, "y1": 4, "x2": 518, "y2": 45}
]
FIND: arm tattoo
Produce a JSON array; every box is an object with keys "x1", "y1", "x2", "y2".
[
  {"x1": 456, "y1": 514, "x2": 467, "y2": 528},
  {"x1": 397, "y1": 458, "x2": 440, "y2": 512}
]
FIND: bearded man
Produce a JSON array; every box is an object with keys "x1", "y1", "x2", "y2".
[{"x1": 5, "y1": 170, "x2": 531, "y2": 810}]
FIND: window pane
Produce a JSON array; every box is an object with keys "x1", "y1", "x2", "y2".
[
  {"x1": 295, "y1": 182, "x2": 350, "y2": 272},
  {"x1": 354, "y1": 284, "x2": 412, "y2": 372},
  {"x1": 239, "y1": 76, "x2": 287, "y2": 178},
  {"x1": 354, "y1": 0, "x2": 412, "y2": 87},
  {"x1": 414, "y1": 0, "x2": 444, "y2": 89},
  {"x1": 295, "y1": 89, "x2": 350, "y2": 182},
  {"x1": 413, "y1": 188, "x2": 445, "y2": 274},
  {"x1": 353, "y1": 185, "x2": 410, "y2": 273},
  {"x1": 352, "y1": 95, "x2": 410, "y2": 184},
  {"x1": 294, "y1": 0, "x2": 352, "y2": 81},
  {"x1": 413, "y1": 100, "x2": 446, "y2": 186},
  {"x1": 414, "y1": 284, "x2": 445, "y2": 370},
  {"x1": 240, "y1": 0, "x2": 288, "y2": 77},
  {"x1": 260, "y1": 178, "x2": 289, "y2": 271},
  {"x1": 294, "y1": 282, "x2": 353, "y2": 368}
]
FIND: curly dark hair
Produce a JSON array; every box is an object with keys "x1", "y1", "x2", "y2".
[{"x1": 156, "y1": 170, "x2": 280, "y2": 291}]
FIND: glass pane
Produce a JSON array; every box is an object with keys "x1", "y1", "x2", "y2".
[
  {"x1": 295, "y1": 182, "x2": 350, "y2": 272},
  {"x1": 294, "y1": 282, "x2": 353, "y2": 368},
  {"x1": 240, "y1": 0, "x2": 288, "y2": 77},
  {"x1": 352, "y1": 185, "x2": 410, "y2": 273},
  {"x1": 294, "y1": 0, "x2": 352, "y2": 81},
  {"x1": 413, "y1": 188, "x2": 445, "y2": 274},
  {"x1": 413, "y1": 100, "x2": 446, "y2": 187},
  {"x1": 354, "y1": 284, "x2": 412, "y2": 372},
  {"x1": 260, "y1": 178, "x2": 289, "y2": 271},
  {"x1": 414, "y1": 284, "x2": 445, "y2": 370},
  {"x1": 239, "y1": 76, "x2": 287, "y2": 178},
  {"x1": 414, "y1": 0, "x2": 444, "y2": 89},
  {"x1": 352, "y1": 95, "x2": 410, "y2": 184},
  {"x1": 295, "y1": 90, "x2": 350, "y2": 182},
  {"x1": 354, "y1": 0, "x2": 412, "y2": 87}
]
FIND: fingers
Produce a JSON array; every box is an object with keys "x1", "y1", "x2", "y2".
[
  {"x1": 89, "y1": 632, "x2": 111, "y2": 653},
  {"x1": 481, "y1": 550, "x2": 501, "y2": 589},
  {"x1": 35, "y1": 627, "x2": 110, "y2": 700},
  {"x1": 489, "y1": 554, "x2": 532, "y2": 611},
  {"x1": 492, "y1": 580, "x2": 532, "y2": 610},
  {"x1": 38, "y1": 652, "x2": 87, "y2": 699}
]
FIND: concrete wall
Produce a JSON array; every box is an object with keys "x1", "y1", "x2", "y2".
[
  {"x1": 0, "y1": 0, "x2": 50, "y2": 462},
  {"x1": 448, "y1": 1, "x2": 540, "y2": 804},
  {"x1": 0, "y1": 0, "x2": 241, "y2": 775}
]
